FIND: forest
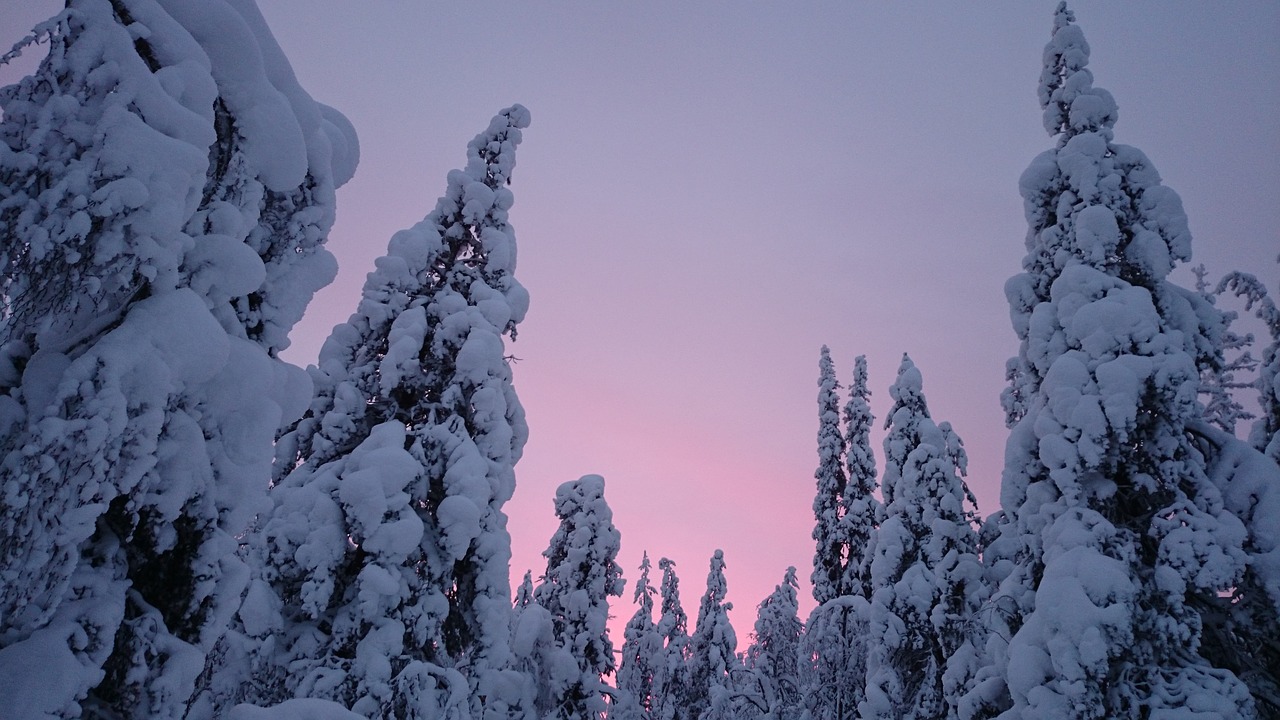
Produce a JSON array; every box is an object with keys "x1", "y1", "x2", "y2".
[{"x1": 0, "y1": 1, "x2": 1276, "y2": 719}]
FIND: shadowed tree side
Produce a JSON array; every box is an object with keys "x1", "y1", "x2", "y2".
[{"x1": 0, "y1": 1, "x2": 356, "y2": 716}]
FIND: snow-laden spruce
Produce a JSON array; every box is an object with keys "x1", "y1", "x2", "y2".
[
  {"x1": 248, "y1": 105, "x2": 531, "y2": 718},
  {"x1": 1202, "y1": 263, "x2": 1280, "y2": 717},
  {"x1": 616, "y1": 553, "x2": 665, "y2": 720},
  {"x1": 651, "y1": 558, "x2": 692, "y2": 720},
  {"x1": 801, "y1": 351, "x2": 879, "y2": 720},
  {"x1": 686, "y1": 550, "x2": 739, "y2": 720},
  {"x1": 527, "y1": 475, "x2": 625, "y2": 720},
  {"x1": 1218, "y1": 265, "x2": 1280, "y2": 462},
  {"x1": 811, "y1": 346, "x2": 850, "y2": 605},
  {"x1": 738, "y1": 567, "x2": 803, "y2": 720},
  {"x1": 861, "y1": 355, "x2": 983, "y2": 720},
  {"x1": 1190, "y1": 422, "x2": 1280, "y2": 717},
  {"x1": 0, "y1": 1, "x2": 355, "y2": 716},
  {"x1": 1192, "y1": 265, "x2": 1256, "y2": 435},
  {"x1": 967, "y1": 4, "x2": 1258, "y2": 718},
  {"x1": 841, "y1": 354, "x2": 881, "y2": 599}
]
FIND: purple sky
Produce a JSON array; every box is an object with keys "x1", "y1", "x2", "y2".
[{"x1": 5, "y1": 1, "x2": 1279, "y2": 640}]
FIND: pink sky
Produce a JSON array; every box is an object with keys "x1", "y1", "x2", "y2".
[{"x1": 5, "y1": 1, "x2": 1278, "y2": 643}]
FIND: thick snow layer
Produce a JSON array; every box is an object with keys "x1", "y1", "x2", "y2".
[
  {"x1": 155, "y1": 0, "x2": 306, "y2": 191},
  {"x1": 0, "y1": 1, "x2": 358, "y2": 713},
  {"x1": 229, "y1": 699, "x2": 366, "y2": 720}
]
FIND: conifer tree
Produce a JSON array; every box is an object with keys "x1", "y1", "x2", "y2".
[
  {"x1": 801, "y1": 353, "x2": 878, "y2": 720},
  {"x1": 510, "y1": 569, "x2": 557, "y2": 720},
  {"x1": 861, "y1": 356, "x2": 982, "y2": 720},
  {"x1": 811, "y1": 346, "x2": 849, "y2": 605},
  {"x1": 741, "y1": 567, "x2": 803, "y2": 720},
  {"x1": 511, "y1": 570, "x2": 536, "y2": 630},
  {"x1": 617, "y1": 553, "x2": 664, "y2": 720},
  {"x1": 1200, "y1": 264, "x2": 1280, "y2": 718},
  {"x1": 1218, "y1": 266, "x2": 1280, "y2": 460},
  {"x1": 1189, "y1": 422, "x2": 1280, "y2": 718},
  {"x1": 651, "y1": 558, "x2": 691, "y2": 720},
  {"x1": 1192, "y1": 265, "x2": 1256, "y2": 435},
  {"x1": 841, "y1": 354, "x2": 881, "y2": 599},
  {"x1": 0, "y1": 2, "x2": 355, "y2": 715},
  {"x1": 799, "y1": 596, "x2": 868, "y2": 720},
  {"x1": 254, "y1": 105, "x2": 531, "y2": 717},
  {"x1": 687, "y1": 550, "x2": 739, "y2": 720},
  {"x1": 969, "y1": 5, "x2": 1255, "y2": 717},
  {"x1": 533, "y1": 475, "x2": 625, "y2": 720}
]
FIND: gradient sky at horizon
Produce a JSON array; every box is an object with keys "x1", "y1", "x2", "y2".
[{"x1": 4, "y1": 1, "x2": 1278, "y2": 640}]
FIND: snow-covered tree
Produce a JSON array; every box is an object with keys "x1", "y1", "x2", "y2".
[
  {"x1": 0, "y1": 1, "x2": 355, "y2": 716},
  {"x1": 861, "y1": 356, "x2": 983, "y2": 720},
  {"x1": 1190, "y1": 423, "x2": 1280, "y2": 718},
  {"x1": 617, "y1": 553, "x2": 664, "y2": 720},
  {"x1": 880, "y1": 354, "x2": 931, "y2": 512},
  {"x1": 686, "y1": 549, "x2": 739, "y2": 720},
  {"x1": 812, "y1": 346, "x2": 849, "y2": 605},
  {"x1": 651, "y1": 558, "x2": 691, "y2": 720},
  {"x1": 841, "y1": 354, "x2": 880, "y2": 599},
  {"x1": 969, "y1": 5, "x2": 1256, "y2": 717},
  {"x1": 799, "y1": 594, "x2": 867, "y2": 720},
  {"x1": 801, "y1": 352, "x2": 879, "y2": 720},
  {"x1": 1219, "y1": 265, "x2": 1280, "y2": 461},
  {"x1": 1191, "y1": 265, "x2": 1257, "y2": 434},
  {"x1": 514, "y1": 571, "x2": 536, "y2": 614},
  {"x1": 533, "y1": 475, "x2": 625, "y2": 720},
  {"x1": 739, "y1": 567, "x2": 803, "y2": 720},
  {"x1": 253, "y1": 105, "x2": 531, "y2": 718},
  {"x1": 510, "y1": 581, "x2": 558, "y2": 720}
]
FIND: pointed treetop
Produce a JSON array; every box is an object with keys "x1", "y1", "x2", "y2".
[
  {"x1": 1039, "y1": 2, "x2": 1117, "y2": 139},
  {"x1": 634, "y1": 551, "x2": 656, "y2": 611},
  {"x1": 851, "y1": 354, "x2": 869, "y2": 396},
  {"x1": 781, "y1": 565, "x2": 798, "y2": 591},
  {"x1": 882, "y1": 353, "x2": 938, "y2": 511},
  {"x1": 885, "y1": 353, "x2": 929, "y2": 426},
  {"x1": 515, "y1": 570, "x2": 535, "y2": 610},
  {"x1": 694, "y1": 550, "x2": 732, "y2": 632},
  {"x1": 467, "y1": 103, "x2": 531, "y2": 188},
  {"x1": 845, "y1": 354, "x2": 875, "y2": 461},
  {"x1": 658, "y1": 558, "x2": 686, "y2": 620}
]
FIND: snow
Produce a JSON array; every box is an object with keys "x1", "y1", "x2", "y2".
[
  {"x1": 156, "y1": 0, "x2": 307, "y2": 191},
  {"x1": 1198, "y1": 422, "x2": 1280, "y2": 611},
  {"x1": 229, "y1": 698, "x2": 366, "y2": 720},
  {"x1": 318, "y1": 102, "x2": 360, "y2": 186},
  {"x1": 0, "y1": 1, "x2": 1274, "y2": 716},
  {"x1": 970, "y1": 5, "x2": 1261, "y2": 718}
]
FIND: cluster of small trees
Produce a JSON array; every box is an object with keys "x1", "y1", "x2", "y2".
[{"x1": 0, "y1": 1, "x2": 1277, "y2": 719}]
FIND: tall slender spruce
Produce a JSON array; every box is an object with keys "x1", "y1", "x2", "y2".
[
  {"x1": 802, "y1": 352, "x2": 879, "y2": 720},
  {"x1": 812, "y1": 346, "x2": 849, "y2": 605}
]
